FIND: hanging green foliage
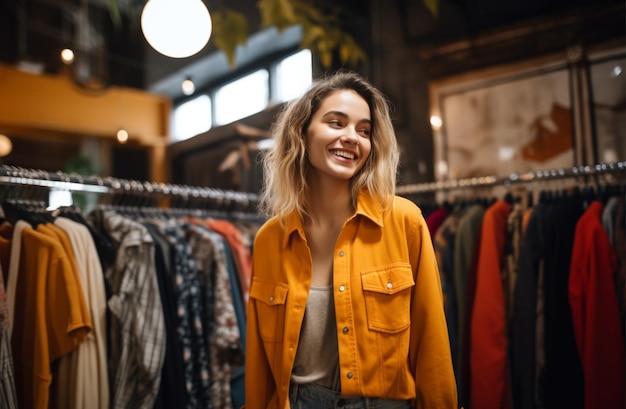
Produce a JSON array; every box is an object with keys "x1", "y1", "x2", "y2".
[
  {"x1": 257, "y1": 0, "x2": 298, "y2": 31},
  {"x1": 212, "y1": 10, "x2": 249, "y2": 68},
  {"x1": 107, "y1": 0, "x2": 122, "y2": 26},
  {"x1": 107, "y1": 0, "x2": 438, "y2": 70},
  {"x1": 422, "y1": 0, "x2": 439, "y2": 17}
]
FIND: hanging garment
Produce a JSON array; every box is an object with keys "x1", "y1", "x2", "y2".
[
  {"x1": 433, "y1": 211, "x2": 462, "y2": 373},
  {"x1": 603, "y1": 197, "x2": 625, "y2": 333},
  {"x1": 470, "y1": 199, "x2": 512, "y2": 409},
  {"x1": 202, "y1": 218, "x2": 253, "y2": 311},
  {"x1": 569, "y1": 201, "x2": 626, "y2": 409},
  {"x1": 155, "y1": 218, "x2": 211, "y2": 409},
  {"x1": 50, "y1": 217, "x2": 109, "y2": 409},
  {"x1": 0, "y1": 239, "x2": 17, "y2": 409},
  {"x1": 5, "y1": 220, "x2": 28, "y2": 339},
  {"x1": 0, "y1": 220, "x2": 18, "y2": 409},
  {"x1": 541, "y1": 197, "x2": 585, "y2": 409},
  {"x1": 94, "y1": 210, "x2": 166, "y2": 409},
  {"x1": 143, "y1": 223, "x2": 189, "y2": 409},
  {"x1": 185, "y1": 221, "x2": 244, "y2": 409},
  {"x1": 11, "y1": 222, "x2": 92, "y2": 409},
  {"x1": 426, "y1": 206, "x2": 450, "y2": 239},
  {"x1": 510, "y1": 202, "x2": 548, "y2": 409},
  {"x1": 453, "y1": 204, "x2": 485, "y2": 408}
]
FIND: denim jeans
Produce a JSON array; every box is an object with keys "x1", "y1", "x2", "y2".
[{"x1": 289, "y1": 383, "x2": 412, "y2": 409}]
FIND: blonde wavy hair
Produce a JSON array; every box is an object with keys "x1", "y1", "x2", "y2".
[{"x1": 258, "y1": 71, "x2": 399, "y2": 221}]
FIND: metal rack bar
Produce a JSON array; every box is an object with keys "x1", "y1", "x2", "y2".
[
  {"x1": 0, "y1": 165, "x2": 259, "y2": 204},
  {"x1": 396, "y1": 161, "x2": 626, "y2": 195}
]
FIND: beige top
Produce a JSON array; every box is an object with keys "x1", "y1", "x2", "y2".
[
  {"x1": 291, "y1": 286, "x2": 340, "y2": 390},
  {"x1": 52, "y1": 218, "x2": 109, "y2": 409}
]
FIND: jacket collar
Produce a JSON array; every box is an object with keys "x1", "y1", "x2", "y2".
[{"x1": 282, "y1": 190, "x2": 385, "y2": 248}]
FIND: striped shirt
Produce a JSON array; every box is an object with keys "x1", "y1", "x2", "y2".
[{"x1": 100, "y1": 210, "x2": 166, "y2": 409}]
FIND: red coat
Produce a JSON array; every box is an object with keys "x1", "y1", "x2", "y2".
[
  {"x1": 470, "y1": 200, "x2": 512, "y2": 409},
  {"x1": 569, "y1": 201, "x2": 625, "y2": 409}
]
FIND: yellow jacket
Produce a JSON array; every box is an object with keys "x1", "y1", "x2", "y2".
[{"x1": 244, "y1": 191, "x2": 458, "y2": 408}]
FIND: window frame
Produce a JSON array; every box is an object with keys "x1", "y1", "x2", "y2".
[{"x1": 170, "y1": 47, "x2": 311, "y2": 142}]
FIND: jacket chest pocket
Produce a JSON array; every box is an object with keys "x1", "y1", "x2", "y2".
[
  {"x1": 361, "y1": 263, "x2": 415, "y2": 333},
  {"x1": 249, "y1": 278, "x2": 289, "y2": 342}
]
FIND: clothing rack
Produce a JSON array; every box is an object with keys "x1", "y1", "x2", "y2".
[
  {"x1": 396, "y1": 161, "x2": 626, "y2": 195},
  {"x1": 0, "y1": 165, "x2": 259, "y2": 207}
]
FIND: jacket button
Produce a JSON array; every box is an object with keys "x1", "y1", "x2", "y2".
[
  {"x1": 339, "y1": 285, "x2": 345, "y2": 292},
  {"x1": 387, "y1": 282, "x2": 393, "y2": 289},
  {"x1": 339, "y1": 251, "x2": 345, "y2": 257},
  {"x1": 342, "y1": 327, "x2": 349, "y2": 334},
  {"x1": 269, "y1": 296, "x2": 274, "y2": 302},
  {"x1": 346, "y1": 372, "x2": 353, "y2": 379}
]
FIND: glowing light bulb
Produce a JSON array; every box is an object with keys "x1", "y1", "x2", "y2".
[
  {"x1": 117, "y1": 129, "x2": 129, "y2": 143},
  {"x1": 141, "y1": 0, "x2": 212, "y2": 58},
  {"x1": 182, "y1": 77, "x2": 195, "y2": 95},
  {"x1": 61, "y1": 48, "x2": 75, "y2": 64},
  {"x1": 430, "y1": 115, "x2": 443, "y2": 130}
]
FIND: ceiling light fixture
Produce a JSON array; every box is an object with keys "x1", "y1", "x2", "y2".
[
  {"x1": 140, "y1": 0, "x2": 212, "y2": 59},
  {"x1": 117, "y1": 129, "x2": 129, "y2": 144},
  {"x1": 60, "y1": 48, "x2": 75, "y2": 64},
  {"x1": 182, "y1": 77, "x2": 195, "y2": 95},
  {"x1": 430, "y1": 115, "x2": 443, "y2": 130}
]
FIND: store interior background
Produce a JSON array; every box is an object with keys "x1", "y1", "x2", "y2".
[{"x1": 0, "y1": 0, "x2": 624, "y2": 203}]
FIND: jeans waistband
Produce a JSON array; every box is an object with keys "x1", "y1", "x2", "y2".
[
  {"x1": 290, "y1": 383, "x2": 369, "y2": 408},
  {"x1": 289, "y1": 383, "x2": 411, "y2": 409}
]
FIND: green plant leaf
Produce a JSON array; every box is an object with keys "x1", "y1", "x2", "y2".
[
  {"x1": 339, "y1": 33, "x2": 366, "y2": 67},
  {"x1": 293, "y1": 1, "x2": 331, "y2": 26},
  {"x1": 422, "y1": 0, "x2": 439, "y2": 17},
  {"x1": 212, "y1": 10, "x2": 249, "y2": 68},
  {"x1": 299, "y1": 24, "x2": 328, "y2": 50},
  {"x1": 258, "y1": 0, "x2": 298, "y2": 30},
  {"x1": 107, "y1": 0, "x2": 122, "y2": 27}
]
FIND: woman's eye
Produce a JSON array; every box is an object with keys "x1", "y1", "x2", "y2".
[
  {"x1": 359, "y1": 129, "x2": 371, "y2": 137},
  {"x1": 329, "y1": 120, "x2": 342, "y2": 127}
]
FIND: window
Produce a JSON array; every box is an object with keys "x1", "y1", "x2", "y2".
[
  {"x1": 273, "y1": 49, "x2": 312, "y2": 102},
  {"x1": 172, "y1": 95, "x2": 212, "y2": 141},
  {"x1": 214, "y1": 69, "x2": 269, "y2": 125},
  {"x1": 170, "y1": 47, "x2": 313, "y2": 142}
]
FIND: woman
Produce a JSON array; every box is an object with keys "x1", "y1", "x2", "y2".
[{"x1": 245, "y1": 71, "x2": 457, "y2": 408}]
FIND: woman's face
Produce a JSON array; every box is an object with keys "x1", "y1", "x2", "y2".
[{"x1": 305, "y1": 89, "x2": 372, "y2": 183}]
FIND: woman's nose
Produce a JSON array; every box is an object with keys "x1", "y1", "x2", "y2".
[{"x1": 342, "y1": 127, "x2": 359, "y2": 144}]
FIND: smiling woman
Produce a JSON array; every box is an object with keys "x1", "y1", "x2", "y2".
[{"x1": 245, "y1": 71, "x2": 458, "y2": 409}]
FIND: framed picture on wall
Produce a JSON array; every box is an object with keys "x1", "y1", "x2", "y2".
[{"x1": 430, "y1": 57, "x2": 576, "y2": 181}]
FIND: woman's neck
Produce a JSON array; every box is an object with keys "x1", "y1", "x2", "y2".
[{"x1": 305, "y1": 180, "x2": 354, "y2": 228}]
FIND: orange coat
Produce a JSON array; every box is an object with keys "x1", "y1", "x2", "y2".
[{"x1": 245, "y1": 191, "x2": 457, "y2": 409}]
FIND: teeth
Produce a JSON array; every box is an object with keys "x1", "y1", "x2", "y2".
[{"x1": 330, "y1": 150, "x2": 355, "y2": 159}]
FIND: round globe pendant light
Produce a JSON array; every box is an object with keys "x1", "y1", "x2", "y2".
[{"x1": 141, "y1": 0, "x2": 212, "y2": 59}]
